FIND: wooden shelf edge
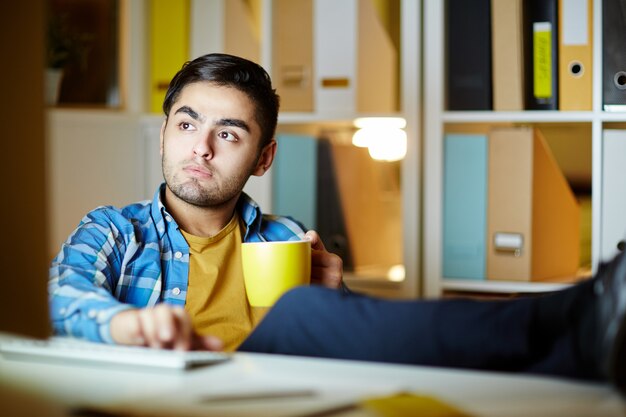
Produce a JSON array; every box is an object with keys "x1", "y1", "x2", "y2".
[
  {"x1": 442, "y1": 111, "x2": 596, "y2": 124},
  {"x1": 441, "y1": 278, "x2": 590, "y2": 294},
  {"x1": 278, "y1": 111, "x2": 405, "y2": 125}
]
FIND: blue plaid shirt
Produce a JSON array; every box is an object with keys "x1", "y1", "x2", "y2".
[{"x1": 49, "y1": 184, "x2": 307, "y2": 344}]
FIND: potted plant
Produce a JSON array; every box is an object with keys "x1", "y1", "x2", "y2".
[{"x1": 45, "y1": 14, "x2": 91, "y2": 104}]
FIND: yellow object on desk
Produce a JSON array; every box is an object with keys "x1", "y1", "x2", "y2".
[{"x1": 361, "y1": 392, "x2": 473, "y2": 417}]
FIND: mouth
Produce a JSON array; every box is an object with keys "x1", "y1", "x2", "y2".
[{"x1": 183, "y1": 164, "x2": 213, "y2": 179}]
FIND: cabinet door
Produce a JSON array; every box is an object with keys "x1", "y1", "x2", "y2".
[{"x1": 601, "y1": 130, "x2": 626, "y2": 261}]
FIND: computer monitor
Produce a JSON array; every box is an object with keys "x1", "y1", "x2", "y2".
[{"x1": 0, "y1": 1, "x2": 51, "y2": 339}]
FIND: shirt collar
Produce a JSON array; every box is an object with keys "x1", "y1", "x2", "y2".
[
  {"x1": 150, "y1": 183, "x2": 169, "y2": 239},
  {"x1": 236, "y1": 191, "x2": 264, "y2": 241},
  {"x1": 150, "y1": 183, "x2": 264, "y2": 240}
]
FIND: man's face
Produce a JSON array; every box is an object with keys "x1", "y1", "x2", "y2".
[{"x1": 160, "y1": 81, "x2": 265, "y2": 208}]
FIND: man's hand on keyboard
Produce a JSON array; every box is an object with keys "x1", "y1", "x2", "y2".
[{"x1": 110, "y1": 304, "x2": 223, "y2": 351}]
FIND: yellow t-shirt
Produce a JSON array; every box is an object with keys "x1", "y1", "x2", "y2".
[{"x1": 182, "y1": 214, "x2": 267, "y2": 351}]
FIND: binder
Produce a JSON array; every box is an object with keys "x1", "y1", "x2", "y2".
[
  {"x1": 272, "y1": 134, "x2": 318, "y2": 230},
  {"x1": 443, "y1": 134, "x2": 488, "y2": 279},
  {"x1": 601, "y1": 130, "x2": 626, "y2": 261},
  {"x1": 314, "y1": 0, "x2": 357, "y2": 112},
  {"x1": 523, "y1": 0, "x2": 559, "y2": 110},
  {"x1": 487, "y1": 127, "x2": 579, "y2": 281},
  {"x1": 446, "y1": 0, "x2": 492, "y2": 110},
  {"x1": 356, "y1": 0, "x2": 397, "y2": 113},
  {"x1": 603, "y1": 0, "x2": 626, "y2": 111},
  {"x1": 313, "y1": 0, "x2": 396, "y2": 113},
  {"x1": 271, "y1": 135, "x2": 354, "y2": 268},
  {"x1": 316, "y1": 139, "x2": 354, "y2": 269},
  {"x1": 331, "y1": 144, "x2": 403, "y2": 272},
  {"x1": 491, "y1": 0, "x2": 525, "y2": 111},
  {"x1": 558, "y1": 0, "x2": 593, "y2": 111},
  {"x1": 149, "y1": 0, "x2": 189, "y2": 113},
  {"x1": 224, "y1": 0, "x2": 260, "y2": 64},
  {"x1": 272, "y1": 0, "x2": 314, "y2": 112}
]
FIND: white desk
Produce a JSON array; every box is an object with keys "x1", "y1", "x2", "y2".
[{"x1": 2, "y1": 343, "x2": 626, "y2": 417}]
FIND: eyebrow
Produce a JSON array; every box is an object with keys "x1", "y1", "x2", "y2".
[
  {"x1": 216, "y1": 118, "x2": 250, "y2": 133},
  {"x1": 174, "y1": 105, "x2": 205, "y2": 122},
  {"x1": 173, "y1": 106, "x2": 251, "y2": 133}
]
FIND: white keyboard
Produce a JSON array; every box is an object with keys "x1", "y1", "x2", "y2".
[{"x1": 0, "y1": 336, "x2": 231, "y2": 371}]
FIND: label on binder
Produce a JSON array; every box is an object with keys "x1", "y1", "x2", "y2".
[
  {"x1": 493, "y1": 232, "x2": 524, "y2": 256},
  {"x1": 533, "y1": 22, "x2": 553, "y2": 99},
  {"x1": 563, "y1": 0, "x2": 588, "y2": 45}
]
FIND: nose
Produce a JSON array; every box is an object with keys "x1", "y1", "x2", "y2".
[{"x1": 192, "y1": 134, "x2": 213, "y2": 160}]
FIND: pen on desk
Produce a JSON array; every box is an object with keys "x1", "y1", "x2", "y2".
[
  {"x1": 70, "y1": 407, "x2": 137, "y2": 417},
  {"x1": 201, "y1": 389, "x2": 317, "y2": 403},
  {"x1": 291, "y1": 402, "x2": 360, "y2": 417}
]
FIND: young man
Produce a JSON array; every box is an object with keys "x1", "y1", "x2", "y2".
[
  {"x1": 49, "y1": 53, "x2": 343, "y2": 352},
  {"x1": 50, "y1": 53, "x2": 626, "y2": 396}
]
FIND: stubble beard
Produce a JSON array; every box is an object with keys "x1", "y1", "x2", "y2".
[{"x1": 162, "y1": 155, "x2": 255, "y2": 208}]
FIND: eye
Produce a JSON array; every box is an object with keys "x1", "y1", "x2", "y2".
[
  {"x1": 217, "y1": 131, "x2": 238, "y2": 142},
  {"x1": 178, "y1": 121, "x2": 196, "y2": 131}
]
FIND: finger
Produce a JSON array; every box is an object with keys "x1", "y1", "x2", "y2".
[
  {"x1": 311, "y1": 248, "x2": 342, "y2": 266},
  {"x1": 152, "y1": 304, "x2": 179, "y2": 348},
  {"x1": 193, "y1": 334, "x2": 224, "y2": 351},
  {"x1": 310, "y1": 251, "x2": 343, "y2": 288},
  {"x1": 311, "y1": 266, "x2": 343, "y2": 288},
  {"x1": 138, "y1": 308, "x2": 162, "y2": 348},
  {"x1": 304, "y1": 230, "x2": 326, "y2": 251},
  {"x1": 311, "y1": 250, "x2": 343, "y2": 272},
  {"x1": 110, "y1": 309, "x2": 145, "y2": 346},
  {"x1": 171, "y1": 307, "x2": 193, "y2": 351}
]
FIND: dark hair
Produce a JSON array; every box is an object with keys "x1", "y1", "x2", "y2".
[{"x1": 163, "y1": 53, "x2": 280, "y2": 148}]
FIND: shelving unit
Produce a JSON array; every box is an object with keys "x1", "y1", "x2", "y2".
[
  {"x1": 422, "y1": 0, "x2": 625, "y2": 297},
  {"x1": 264, "y1": 0, "x2": 420, "y2": 298},
  {"x1": 266, "y1": 0, "x2": 422, "y2": 299}
]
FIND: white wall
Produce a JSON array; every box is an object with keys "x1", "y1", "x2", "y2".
[
  {"x1": 47, "y1": 111, "x2": 149, "y2": 258},
  {"x1": 47, "y1": 110, "x2": 272, "y2": 259}
]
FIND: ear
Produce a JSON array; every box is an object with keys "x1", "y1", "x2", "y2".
[
  {"x1": 251, "y1": 140, "x2": 277, "y2": 177},
  {"x1": 159, "y1": 119, "x2": 167, "y2": 156}
]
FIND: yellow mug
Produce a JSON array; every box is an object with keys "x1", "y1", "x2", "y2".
[{"x1": 241, "y1": 240, "x2": 311, "y2": 307}]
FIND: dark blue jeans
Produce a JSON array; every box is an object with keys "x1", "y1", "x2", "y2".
[{"x1": 239, "y1": 281, "x2": 598, "y2": 381}]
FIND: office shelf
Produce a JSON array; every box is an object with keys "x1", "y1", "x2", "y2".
[{"x1": 422, "y1": 0, "x2": 626, "y2": 297}]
